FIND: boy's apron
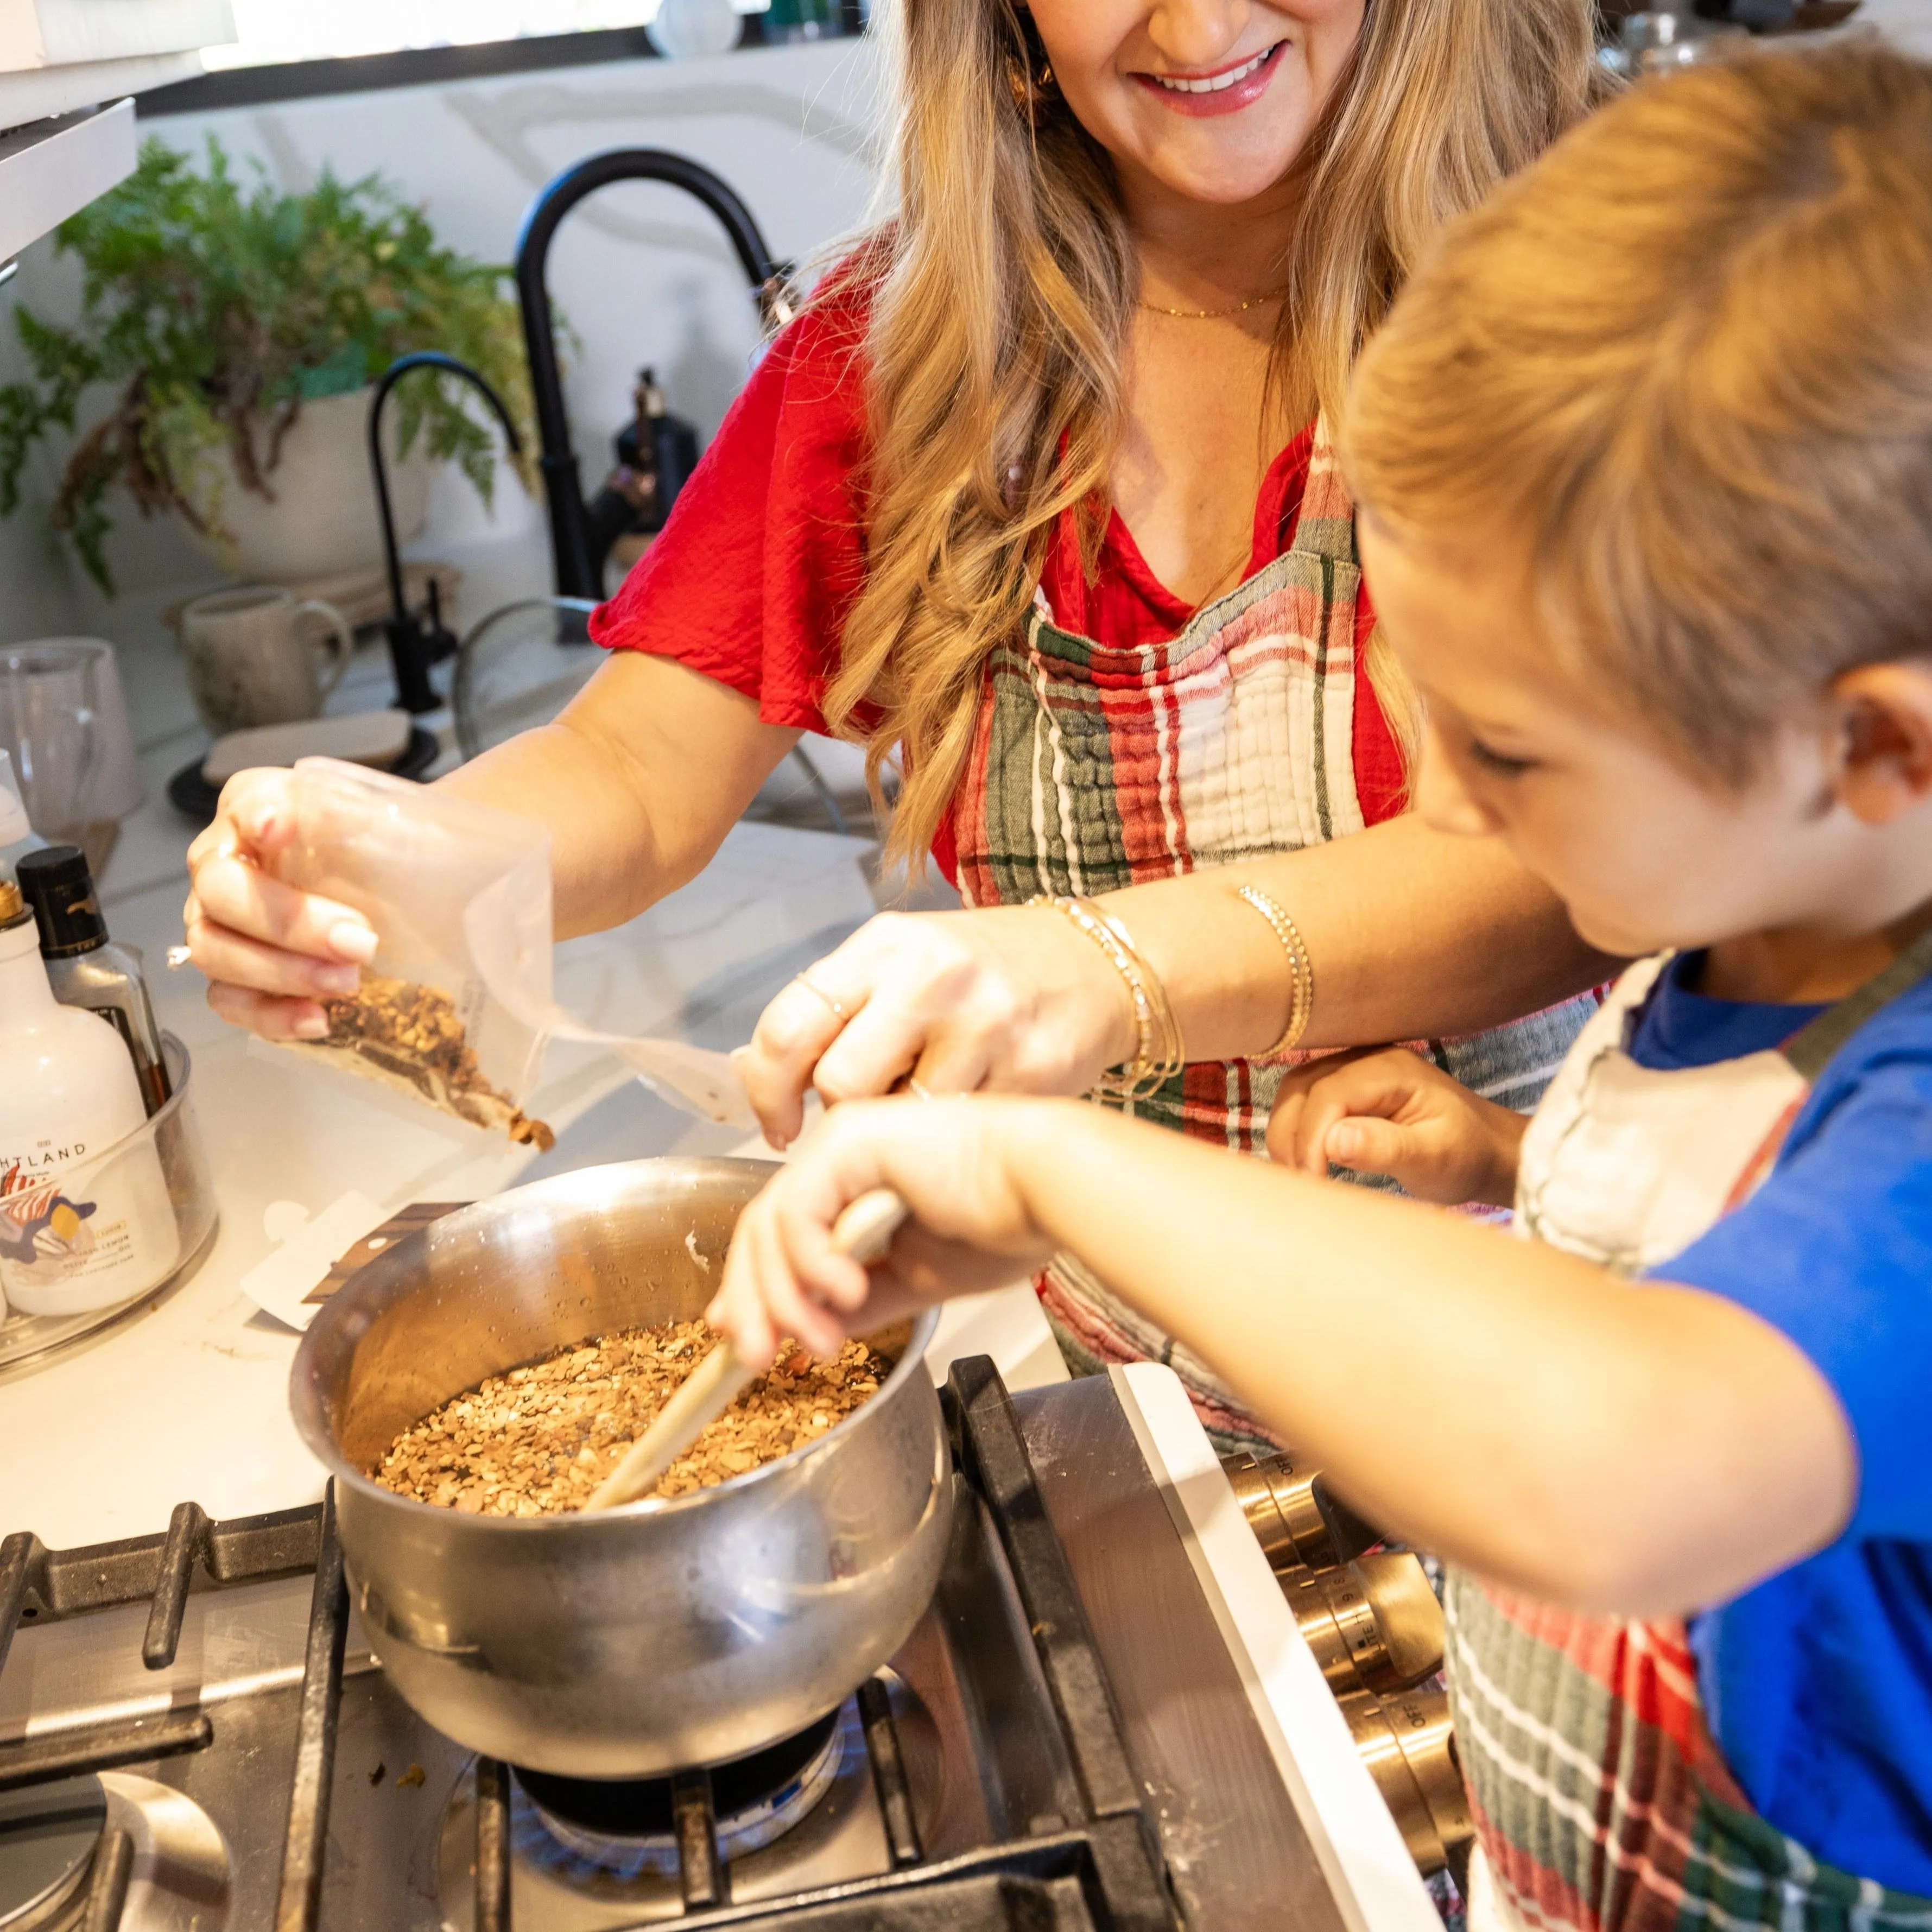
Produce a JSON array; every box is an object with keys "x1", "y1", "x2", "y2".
[
  {"x1": 1453, "y1": 934, "x2": 1932, "y2": 1932},
  {"x1": 948, "y1": 419, "x2": 1597, "y2": 1448}
]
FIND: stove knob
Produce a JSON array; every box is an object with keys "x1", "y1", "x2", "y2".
[
  {"x1": 1275, "y1": 1550, "x2": 1445, "y2": 1696},
  {"x1": 1220, "y1": 1454, "x2": 1386, "y2": 1573},
  {"x1": 1338, "y1": 1686, "x2": 1472, "y2": 1876},
  {"x1": 1220, "y1": 1453, "x2": 1314, "y2": 1571},
  {"x1": 1277, "y1": 1559, "x2": 1365, "y2": 1692},
  {"x1": 1380, "y1": 1688, "x2": 1472, "y2": 1863},
  {"x1": 1349, "y1": 1551, "x2": 1446, "y2": 1693}
]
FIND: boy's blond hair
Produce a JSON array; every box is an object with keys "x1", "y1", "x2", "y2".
[{"x1": 1345, "y1": 43, "x2": 1932, "y2": 781}]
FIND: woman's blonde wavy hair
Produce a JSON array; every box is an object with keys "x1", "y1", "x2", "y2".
[{"x1": 826, "y1": 0, "x2": 1604, "y2": 869}]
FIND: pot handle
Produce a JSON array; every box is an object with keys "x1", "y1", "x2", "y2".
[{"x1": 296, "y1": 598, "x2": 356, "y2": 697}]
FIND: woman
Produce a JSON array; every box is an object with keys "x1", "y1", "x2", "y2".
[{"x1": 187, "y1": 0, "x2": 1610, "y2": 1445}]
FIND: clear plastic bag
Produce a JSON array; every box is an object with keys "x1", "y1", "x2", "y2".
[
  {"x1": 269, "y1": 758, "x2": 753, "y2": 1142},
  {"x1": 272, "y1": 759, "x2": 555, "y2": 1143}
]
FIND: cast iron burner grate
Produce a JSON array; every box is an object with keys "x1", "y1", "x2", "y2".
[
  {"x1": 0, "y1": 1358, "x2": 1182, "y2": 1930},
  {"x1": 0, "y1": 1500, "x2": 314, "y2": 1930}
]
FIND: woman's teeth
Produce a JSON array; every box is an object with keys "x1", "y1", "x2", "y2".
[{"x1": 1149, "y1": 45, "x2": 1276, "y2": 94}]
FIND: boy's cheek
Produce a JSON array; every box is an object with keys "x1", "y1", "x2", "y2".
[{"x1": 1541, "y1": 811, "x2": 1740, "y2": 958}]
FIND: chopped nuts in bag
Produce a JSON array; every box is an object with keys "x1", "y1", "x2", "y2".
[
  {"x1": 269, "y1": 759, "x2": 553, "y2": 1143},
  {"x1": 312, "y1": 974, "x2": 554, "y2": 1148}
]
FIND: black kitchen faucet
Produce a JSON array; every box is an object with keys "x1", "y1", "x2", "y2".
[
  {"x1": 514, "y1": 149, "x2": 794, "y2": 605},
  {"x1": 367, "y1": 349, "x2": 524, "y2": 715},
  {"x1": 366, "y1": 151, "x2": 788, "y2": 716}
]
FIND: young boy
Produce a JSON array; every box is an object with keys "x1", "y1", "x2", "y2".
[{"x1": 711, "y1": 43, "x2": 1932, "y2": 1925}]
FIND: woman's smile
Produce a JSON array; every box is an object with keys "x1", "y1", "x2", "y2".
[
  {"x1": 1031, "y1": 1, "x2": 1362, "y2": 210},
  {"x1": 1133, "y1": 39, "x2": 1289, "y2": 117}
]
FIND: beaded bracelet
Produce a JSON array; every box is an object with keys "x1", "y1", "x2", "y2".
[
  {"x1": 1031, "y1": 894, "x2": 1186, "y2": 1099},
  {"x1": 1235, "y1": 884, "x2": 1315, "y2": 1060}
]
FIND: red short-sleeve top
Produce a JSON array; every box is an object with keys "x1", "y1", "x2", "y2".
[{"x1": 591, "y1": 284, "x2": 1405, "y2": 882}]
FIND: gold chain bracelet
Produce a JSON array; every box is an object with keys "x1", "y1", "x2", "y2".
[
  {"x1": 1032, "y1": 894, "x2": 1185, "y2": 1099},
  {"x1": 1235, "y1": 884, "x2": 1315, "y2": 1060}
]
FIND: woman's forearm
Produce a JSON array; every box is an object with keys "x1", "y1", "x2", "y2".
[
  {"x1": 440, "y1": 651, "x2": 800, "y2": 940},
  {"x1": 1007, "y1": 1103, "x2": 1852, "y2": 1612},
  {"x1": 733, "y1": 804, "x2": 1615, "y2": 1142},
  {"x1": 1099, "y1": 814, "x2": 1618, "y2": 1060}
]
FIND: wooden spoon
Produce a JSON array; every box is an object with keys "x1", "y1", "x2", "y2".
[{"x1": 581, "y1": 1185, "x2": 910, "y2": 1512}]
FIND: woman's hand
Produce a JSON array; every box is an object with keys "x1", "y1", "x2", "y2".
[
  {"x1": 707, "y1": 1095, "x2": 1065, "y2": 1367},
  {"x1": 1266, "y1": 1047, "x2": 1526, "y2": 1207},
  {"x1": 182, "y1": 769, "x2": 378, "y2": 1040},
  {"x1": 732, "y1": 907, "x2": 1138, "y2": 1148}
]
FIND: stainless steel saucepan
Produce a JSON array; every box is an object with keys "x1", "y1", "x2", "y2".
[{"x1": 289, "y1": 1158, "x2": 952, "y2": 1778}]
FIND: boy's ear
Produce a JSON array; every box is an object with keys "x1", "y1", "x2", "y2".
[{"x1": 1827, "y1": 661, "x2": 1932, "y2": 827}]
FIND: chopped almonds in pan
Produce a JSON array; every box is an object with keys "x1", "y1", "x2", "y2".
[{"x1": 373, "y1": 1319, "x2": 891, "y2": 1515}]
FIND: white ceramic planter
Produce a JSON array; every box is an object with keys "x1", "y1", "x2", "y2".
[{"x1": 176, "y1": 386, "x2": 438, "y2": 584}]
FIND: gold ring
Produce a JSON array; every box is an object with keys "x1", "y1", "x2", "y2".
[{"x1": 793, "y1": 974, "x2": 847, "y2": 1022}]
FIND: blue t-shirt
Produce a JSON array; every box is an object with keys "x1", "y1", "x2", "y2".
[{"x1": 1627, "y1": 951, "x2": 1932, "y2": 1893}]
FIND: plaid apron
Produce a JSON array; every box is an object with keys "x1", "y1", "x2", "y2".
[
  {"x1": 1453, "y1": 935, "x2": 1932, "y2": 1932},
  {"x1": 949, "y1": 420, "x2": 1596, "y2": 1448}
]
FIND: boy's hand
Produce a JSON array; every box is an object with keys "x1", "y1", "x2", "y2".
[
  {"x1": 1267, "y1": 1047, "x2": 1526, "y2": 1207},
  {"x1": 709, "y1": 1096, "x2": 1065, "y2": 1369}
]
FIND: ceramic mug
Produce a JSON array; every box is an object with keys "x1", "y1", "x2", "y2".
[{"x1": 180, "y1": 585, "x2": 354, "y2": 734}]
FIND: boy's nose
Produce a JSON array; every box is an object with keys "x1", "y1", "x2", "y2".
[{"x1": 1412, "y1": 731, "x2": 1503, "y2": 838}]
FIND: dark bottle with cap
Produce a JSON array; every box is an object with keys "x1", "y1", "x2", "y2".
[
  {"x1": 15, "y1": 845, "x2": 172, "y2": 1116},
  {"x1": 582, "y1": 368, "x2": 702, "y2": 577}
]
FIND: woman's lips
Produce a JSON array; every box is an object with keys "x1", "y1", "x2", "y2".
[{"x1": 1131, "y1": 40, "x2": 1287, "y2": 118}]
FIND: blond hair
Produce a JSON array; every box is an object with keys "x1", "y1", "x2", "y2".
[
  {"x1": 828, "y1": 0, "x2": 1602, "y2": 867},
  {"x1": 1346, "y1": 42, "x2": 1932, "y2": 781}
]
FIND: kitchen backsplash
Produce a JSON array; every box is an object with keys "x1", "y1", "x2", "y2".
[{"x1": 0, "y1": 30, "x2": 885, "y2": 639}]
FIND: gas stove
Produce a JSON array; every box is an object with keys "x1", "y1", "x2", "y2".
[{"x1": 0, "y1": 1358, "x2": 1448, "y2": 1932}]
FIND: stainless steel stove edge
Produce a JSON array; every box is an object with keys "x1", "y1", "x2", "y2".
[
  {"x1": 0, "y1": 1574, "x2": 377, "y2": 1748},
  {"x1": 1105, "y1": 1363, "x2": 1440, "y2": 1932}
]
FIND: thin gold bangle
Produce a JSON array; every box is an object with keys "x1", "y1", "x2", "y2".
[
  {"x1": 1042, "y1": 894, "x2": 1179, "y2": 1095},
  {"x1": 1032, "y1": 894, "x2": 1184, "y2": 1098},
  {"x1": 1236, "y1": 884, "x2": 1315, "y2": 1060},
  {"x1": 1085, "y1": 896, "x2": 1185, "y2": 1079}
]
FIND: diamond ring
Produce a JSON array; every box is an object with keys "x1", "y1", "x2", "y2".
[{"x1": 793, "y1": 974, "x2": 848, "y2": 1022}]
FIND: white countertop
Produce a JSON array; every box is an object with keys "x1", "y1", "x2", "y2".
[
  {"x1": 0, "y1": 614, "x2": 890, "y2": 1545},
  {"x1": 1, "y1": 616, "x2": 1063, "y2": 1549},
  {"x1": 3, "y1": 815, "x2": 897, "y2": 1545}
]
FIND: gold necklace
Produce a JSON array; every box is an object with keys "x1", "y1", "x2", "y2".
[{"x1": 1138, "y1": 285, "x2": 1289, "y2": 320}]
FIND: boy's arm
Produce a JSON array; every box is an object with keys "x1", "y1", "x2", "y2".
[
  {"x1": 713, "y1": 1096, "x2": 1855, "y2": 1618},
  {"x1": 1016, "y1": 1103, "x2": 1851, "y2": 1612}
]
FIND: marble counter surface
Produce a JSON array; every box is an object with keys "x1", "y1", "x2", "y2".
[
  {"x1": 1, "y1": 620, "x2": 1062, "y2": 1549},
  {"x1": 0, "y1": 613, "x2": 882, "y2": 1543}
]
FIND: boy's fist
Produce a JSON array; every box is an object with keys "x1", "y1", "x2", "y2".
[{"x1": 1266, "y1": 1047, "x2": 1528, "y2": 1208}]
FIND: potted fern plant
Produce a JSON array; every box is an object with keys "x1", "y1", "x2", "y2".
[{"x1": 0, "y1": 137, "x2": 535, "y2": 594}]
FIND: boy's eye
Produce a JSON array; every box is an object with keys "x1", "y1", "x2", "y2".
[{"x1": 1466, "y1": 737, "x2": 1537, "y2": 778}]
